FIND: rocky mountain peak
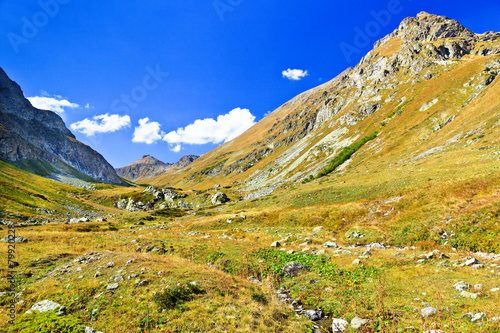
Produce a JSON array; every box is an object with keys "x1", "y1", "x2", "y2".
[{"x1": 0, "y1": 67, "x2": 126, "y2": 185}]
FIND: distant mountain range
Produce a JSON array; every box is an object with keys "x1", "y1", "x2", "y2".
[
  {"x1": 115, "y1": 154, "x2": 198, "y2": 182},
  {"x1": 0, "y1": 68, "x2": 126, "y2": 185}
]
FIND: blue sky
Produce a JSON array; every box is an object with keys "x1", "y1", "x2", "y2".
[{"x1": 1, "y1": 0, "x2": 499, "y2": 168}]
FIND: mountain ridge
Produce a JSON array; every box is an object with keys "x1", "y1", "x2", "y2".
[
  {"x1": 115, "y1": 154, "x2": 199, "y2": 182},
  {"x1": 147, "y1": 12, "x2": 500, "y2": 198},
  {"x1": 0, "y1": 67, "x2": 126, "y2": 185}
]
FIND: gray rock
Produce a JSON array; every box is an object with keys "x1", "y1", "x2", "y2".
[
  {"x1": 211, "y1": 192, "x2": 229, "y2": 205},
  {"x1": 84, "y1": 327, "x2": 104, "y2": 333},
  {"x1": 312, "y1": 226, "x2": 324, "y2": 233},
  {"x1": 361, "y1": 250, "x2": 372, "y2": 258},
  {"x1": 461, "y1": 291, "x2": 478, "y2": 299},
  {"x1": 304, "y1": 309, "x2": 323, "y2": 321},
  {"x1": 421, "y1": 307, "x2": 437, "y2": 317},
  {"x1": 367, "y1": 243, "x2": 385, "y2": 249},
  {"x1": 1, "y1": 236, "x2": 28, "y2": 243},
  {"x1": 471, "y1": 312, "x2": 485, "y2": 322},
  {"x1": 332, "y1": 318, "x2": 348, "y2": 332},
  {"x1": 26, "y1": 300, "x2": 66, "y2": 315},
  {"x1": 270, "y1": 241, "x2": 281, "y2": 247},
  {"x1": 453, "y1": 281, "x2": 470, "y2": 292},
  {"x1": 108, "y1": 275, "x2": 124, "y2": 282},
  {"x1": 352, "y1": 259, "x2": 361, "y2": 265},
  {"x1": 324, "y1": 241, "x2": 339, "y2": 248},
  {"x1": 283, "y1": 262, "x2": 310, "y2": 276},
  {"x1": 351, "y1": 317, "x2": 369, "y2": 329},
  {"x1": 106, "y1": 283, "x2": 119, "y2": 290},
  {"x1": 464, "y1": 258, "x2": 479, "y2": 266}
]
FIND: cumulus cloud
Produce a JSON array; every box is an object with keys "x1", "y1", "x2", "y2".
[
  {"x1": 282, "y1": 68, "x2": 308, "y2": 81},
  {"x1": 27, "y1": 96, "x2": 80, "y2": 113},
  {"x1": 70, "y1": 113, "x2": 131, "y2": 136},
  {"x1": 163, "y1": 108, "x2": 256, "y2": 148},
  {"x1": 132, "y1": 117, "x2": 164, "y2": 144},
  {"x1": 171, "y1": 144, "x2": 182, "y2": 153}
]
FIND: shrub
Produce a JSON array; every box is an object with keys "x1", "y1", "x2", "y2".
[
  {"x1": 153, "y1": 283, "x2": 205, "y2": 310},
  {"x1": 9, "y1": 311, "x2": 86, "y2": 333}
]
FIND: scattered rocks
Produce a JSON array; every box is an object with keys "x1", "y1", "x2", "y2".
[
  {"x1": 283, "y1": 262, "x2": 310, "y2": 276},
  {"x1": 1, "y1": 236, "x2": 28, "y2": 243}
]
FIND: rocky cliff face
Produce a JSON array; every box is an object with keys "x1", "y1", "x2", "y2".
[
  {"x1": 116, "y1": 154, "x2": 198, "y2": 181},
  {"x1": 0, "y1": 67, "x2": 125, "y2": 185},
  {"x1": 150, "y1": 12, "x2": 500, "y2": 196}
]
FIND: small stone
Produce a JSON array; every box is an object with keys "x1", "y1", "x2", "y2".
[
  {"x1": 270, "y1": 241, "x2": 281, "y2": 247},
  {"x1": 471, "y1": 312, "x2": 486, "y2": 322},
  {"x1": 361, "y1": 250, "x2": 372, "y2": 258},
  {"x1": 350, "y1": 317, "x2": 369, "y2": 329},
  {"x1": 283, "y1": 262, "x2": 310, "y2": 276},
  {"x1": 304, "y1": 309, "x2": 323, "y2": 321},
  {"x1": 421, "y1": 307, "x2": 437, "y2": 317},
  {"x1": 106, "y1": 283, "x2": 119, "y2": 290},
  {"x1": 332, "y1": 318, "x2": 348, "y2": 332},
  {"x1": 461, "y1": 291, "x2": 478, "y2": 299},
  {"x1": 136, "y1": 280, "x2": 148, "y2": 286},
  {"x1": 453, "y1": 281, "x2": 470, "y2": 292},
  {"x1": 312, "y1": 226, "x2": 324, "y2": 233},
  {"x1": 94, "y1": 271, "x2": 101, "y2": 278},
  {"x1": 474, "y1": 284, "x2": 483, "y2": 290},
  {"x1": 108, "y1": 275, "x2": 124, "y2": 282},
  {"x1": 464, "y1": 258, "x2": 479, "y2": 266},
  {"x1": 472, "y1": 264, "x2": 484, "y2": 269},
  {"x1": 324, "y1": 241, "x2": 338, "y2": 248},
  {"x1": 352, "y1": 259, "x2": 361, "y2": 265},
  {"x1": 287, "y1": 250, "x2": 295, "y2": 254},
  {"x1": 425, "y1": 252, "x2": 435, "y2": 259},
  {"x1": 107, "y1": 262, "x2": 114, "y2": 267},
  {"x1": 490, "y1": 288, "x2": 500, "y2": 292}
]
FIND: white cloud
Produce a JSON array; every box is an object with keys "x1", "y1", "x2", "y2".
[
  {"x1": 85, "y1": 103, "x2": 94, "y2": 109},
  {"x1": 163, "y1": 108, "x2": 256, "y2": 148},
  {"x1": 171, "y1": 144, "x2": 181, "y2": 153},
  {"x1": 27, "y1": 96, "x2": 80, "y2": 113},
  {"x1": 282, "y1": 68, "x2": 308, "y2": 81},
  {"x1": 132, "y1": 117, "x2": 164, "y2": 144},
  {"x1": 70, "y1": 113, "x2": 131, "y2": 136}
]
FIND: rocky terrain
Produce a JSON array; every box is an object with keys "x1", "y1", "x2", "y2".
[
  {"x1": 2, "y1": 12, "x2": 500, "y2": 333},
  {"x1": 116, "y1": 154, "x2": 198, "y2": 182},
  {"x1": 0, "y1": 68, "x2": 125, "y2": 185}
]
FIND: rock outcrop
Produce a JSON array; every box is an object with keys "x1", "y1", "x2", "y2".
[{"x1": 0, "y1": 68, "x2": 125, "y2": 185}]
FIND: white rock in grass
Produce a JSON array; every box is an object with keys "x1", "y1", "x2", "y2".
[
  {"x1": 421, "y1": 307, "x2": 437, "y2": 317},
  {"x1": 26, "y1": 300, "x2": 66, "y2": 316},
  {"x1": 332, "y1": 318, "x2": 348, "y2": 332}
]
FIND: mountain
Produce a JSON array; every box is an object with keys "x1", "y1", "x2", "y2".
[
  {"x1": 0, "y1": 68, "x2": 125, "y2": 185},
  {"x1": 116, "y1": 154, "x2": 198, "y2": 181},
  {"x1": 149, "y1": 12, "x2": 500, "y2": 198}
]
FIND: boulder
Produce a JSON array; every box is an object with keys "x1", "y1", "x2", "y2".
[
  {"x1": 304, "y1": 309, "x2": 323, "y2": 321},
  {"x1": 324, "y1": 241, "x2": 339, "y2": 248},
  {"x1": 211, "y1": 192, "x2": 229, "y2": 205},
  {"x1": 26, "y1": 300, "x2": 66, "y2": 316},
  {"x1": 283, "y1": 262, "x2": 310, "y2": 276}
]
